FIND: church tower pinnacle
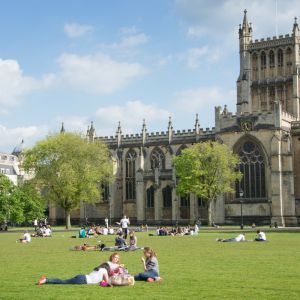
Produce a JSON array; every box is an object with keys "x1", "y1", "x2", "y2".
[{"x1": 237, "y1": 9, "x2": 252, "y2": 114}]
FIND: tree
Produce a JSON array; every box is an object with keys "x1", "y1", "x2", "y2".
[
  {"x1": 0, "y1": 173, "x2": 45, "y2": 225},
  {"x1": 173, "y1": 141, "x2": 241, "y2": 226},
  {"x1": 22, "y1": 132, "x2": 112, "y2": 229},
  {"x1": 17, "y1": 181, "x2": 45, "y2": 222},
  {"x1": 0, "y1": 173, "x2": 23, "y2": 224}
]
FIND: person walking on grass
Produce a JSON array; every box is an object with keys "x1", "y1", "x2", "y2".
[
  {"x1": 134, "y1": 247, "x2": 163, "y2": 283},
  {"x1": 120, "y1": 215, "x2": 130, "y2": 239}
]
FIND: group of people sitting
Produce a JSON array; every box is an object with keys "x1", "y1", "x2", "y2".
[
  {"x1": 31, "y1": 225, "x2": 52, "y2": 238},
  {"x1": 79, "y1": 225, "x2": 115, "y2": 238},
  {"x1": 155, "y1": 224, "x2": 199, "y2": 236},
  {"x1": 17, "y1": 226, "x2": 53, "y2": 243},
  {"x1": 216, "y1": 230, "x2": 267, "y2": 242},
  {"x1": 74, "y1": 230, "x2": 142, "y2": 252},
  {"x1": 38, "y1": 247, "x2": 163, "y2": 287}
]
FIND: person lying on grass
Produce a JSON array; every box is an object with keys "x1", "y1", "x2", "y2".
[
  {"x1": 134, "y1": 247, "x2": 163, "y2": 283},
  {"x1": 38, "y1": 253, "x2": 123, "y2": 286},
  {"x1": 216, "y1": 233, "x2": 246, "y2": 242}
]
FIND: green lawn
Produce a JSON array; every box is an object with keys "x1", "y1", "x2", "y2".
[{"x1": 0, "y1": 230, "x2": 300, "y2": 300}]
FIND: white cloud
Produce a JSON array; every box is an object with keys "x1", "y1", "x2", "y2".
[
  {"x1": 95, "y1": 100, "x2": 171, "y2": 134},
  {"x1": 0, "y1": 124, "x2": 48, "y2": 151},
  {"x1": 64, "y1": 22, "x2": 93, "y2": 38},
  {"x1": 186, "y1": 47, "x2": 208, "y2": 68},
  {"x1": 0, "y1": 59, "x2": 39, "y2": 106},
  {"x1": 57, "y1": 52, "x2": 147, "y2": 94},
  {"x1": 0, "y1": 59, "x2": 56, "y2": 109},
  {"x1": 119, "y1": 33, "x2": 149, "y2": 48},
  {"x1": 120, "y1": 26, "x2": 138, "y2": 35},
  {"x1": 187, "y1": 26, "x2": 208, "y2": 38},
  {"x1": 175, "y1": 86, "x2": 235, "y2": 113}
]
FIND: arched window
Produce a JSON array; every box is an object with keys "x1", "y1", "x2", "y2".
[
  {"x1": 162, "y1": 186, "x2": 172, "y2": 207},
  {"x1": 252, "y1": 53, "x2": 258, "y2": 80},
  {"x1": 180, "y1": 195, "x2": 190, "y2": 207},
  {"x1": 125, "y1": 149, "x2": 137, "y2": 200},
  {"x1": 260, "y1": 52, "x2": 266, "y2": 69},
  {"x1": 146, "y1": 186, "x2": 155, "y2": 208},
  {"x1": 269, "y1": 50, "x2": 275, "y2": 67},
  {"x1": 150, "y1": 147, "x2": 165, "y2": 170},
  {"x1": 101, "y1": 183, "x2": 109, "y2": 202},
  {"x1": 235, "y1": 141, "x2": 266, "y2": 199},
  {"x1": 286, "y1": 47, "x2": 293, "y2": 75},
  {"x1": 278, "y1": 49, "x2": 283, "y2": 66}
]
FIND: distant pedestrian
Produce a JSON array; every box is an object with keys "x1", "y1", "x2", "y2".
[
  {"x1": 33, "y1": 219, "x2": 38, "y2": 231},
  {"x1": 105, "y1": 217, "x2": 109, "y2": 228},
  {"x1": 120, "y1": 215, "x2": 130, "y2": 239}
]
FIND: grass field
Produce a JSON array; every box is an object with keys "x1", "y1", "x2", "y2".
[{"x1": 0, "y1": 230, "x2": 300, "y2": 300}]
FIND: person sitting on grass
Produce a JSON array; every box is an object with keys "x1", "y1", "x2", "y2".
[
  {"x1": 254, "y1": 230, "x2": 267, "y2": 242},
  {"x1": 134, "y1": 247, "x2": 163, "y2": 283},
  {"x1": 79, "y1": 227, "x2": 87, "y2": 238},
  {"x1": 42, "y1": 225, "x2": 52, "y2": 237},
  {"x1": 125, "y1": 230, "x2": 143, "y2": 251},
  {"x1": 216, "y1": 233, "x2": 246, "y2": 242},
  {"x1": 115, "y1": 232, "x2": 127, "y2": 249},
  {"x1": 38, "y1": 254, "x2": 124, "y2": 286},
  {"x1": 17, "y1": 230, "x2": 31, "y2": 243}
]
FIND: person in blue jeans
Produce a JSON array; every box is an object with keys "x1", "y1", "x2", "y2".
[{"x1": 134, "y1": 247, "x2": 163, "y2": 283}]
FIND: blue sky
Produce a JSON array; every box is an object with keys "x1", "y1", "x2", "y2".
[{"x1": 0, "y1": 0, "x2": 299, "y2": 152}]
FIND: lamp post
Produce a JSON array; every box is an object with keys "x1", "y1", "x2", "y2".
[{"x1": 239, "y1": 188, "x2": 244, "y2": 230}]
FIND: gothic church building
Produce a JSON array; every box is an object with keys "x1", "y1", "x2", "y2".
[{"x1": 50, "y1": 11, "x2": 300, "y2": 226}]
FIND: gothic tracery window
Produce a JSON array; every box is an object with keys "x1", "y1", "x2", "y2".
[
  {"x1": 125, "y1": 149, "x2": 137, "y2": 200},
  {"x1": 146, "y1": 186, "x2": 155, "y2": 208},
  {"x1": 162, "y1": 186, "x2": 172, "y2": 207},
  {"x1": 235, "y1": 141, "x2": 266, "y2": 200},
  {"x1": 260, "y1": 51, "x2": 266, "y2": 69},
  {"x1": 269, "y1": 50, "x2": 275, "y2": 67},
  {"x1": 252, "y1": 53, "x2": 258, "y2": 80},
  {"x1": 180, "y1": 195, "x2": 190, "y2": 207},
  {"x1": 150, "y1": 147, "x2": 165, "y2": 170},
  {"x1": 278, "y1": 49, "x2": 284, "y2": 76}
]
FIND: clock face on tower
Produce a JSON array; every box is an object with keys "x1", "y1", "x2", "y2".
[{"x1": 240, "y1": 120, "x2": 252, "y2": 132}]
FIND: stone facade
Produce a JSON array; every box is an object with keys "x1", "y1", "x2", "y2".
[{"x1": 49, "y1": 11, "x2": 300, "y2": 226}]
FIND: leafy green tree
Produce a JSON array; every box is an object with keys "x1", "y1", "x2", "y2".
[
  {"x1": 22, "y1": 132, "x2": 112, "y2": 228},
  {"x1": 0, "y1": 173, "x2": 24, "y2": 224},
  {"x1": 173, "y1": 141, "x2": 241, "y2": 226},
  {"x1": 16, "y1": 182, "x2": 45, "y2": 222},
  {"x1": 0, "y1": 174, "x2": 45, "y2": 225}
]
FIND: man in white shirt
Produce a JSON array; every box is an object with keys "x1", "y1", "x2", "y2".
[
  {"x1": 254, "y1": 230, "x2": 267, "y2": 241},
  {"x1": 105, "y1": 217, "x2": 109, "y2": 228},
  {"x1": 120, "y1": 215, "x2": 130, "y2": 239}
]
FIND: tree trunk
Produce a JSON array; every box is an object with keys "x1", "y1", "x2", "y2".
[
  {"x1": 208, "y1": 199, "x2": 214, "y2": 226},
  {"x1": 65, "y1": 210, "x2": 71, "y2": 229}
]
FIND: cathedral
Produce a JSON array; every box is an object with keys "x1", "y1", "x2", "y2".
[{"x1": 49, "y1": 11, "x2": 300, "y2": 226}]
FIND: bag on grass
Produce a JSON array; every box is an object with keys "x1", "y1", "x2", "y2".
[{"x1": 109, "y1": 274, "x2": 135, "y2": 286}]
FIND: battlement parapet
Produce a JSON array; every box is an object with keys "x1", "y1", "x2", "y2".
[{"x1": 249, "y1": 36, "x2": 293, "y2": 51}]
